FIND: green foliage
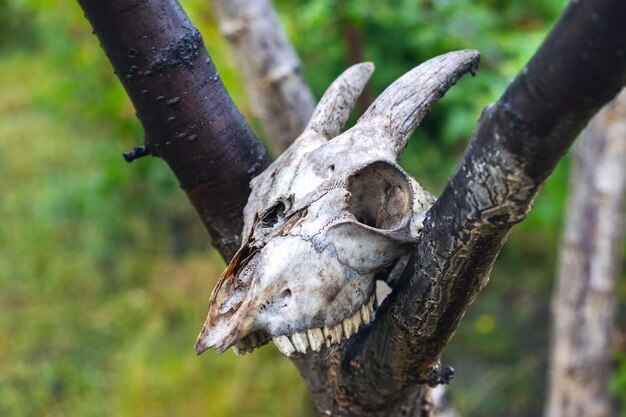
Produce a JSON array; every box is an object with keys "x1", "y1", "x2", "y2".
[{"x1": 1, "y1": 0, "x2": 624, "y2": 416}]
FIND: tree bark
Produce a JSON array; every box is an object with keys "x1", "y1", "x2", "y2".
[
  {"x1": 210, "y1": 0, "x2": 316, "y2": 156},
  {"x1": 74, "y1": 0, "x2": 626, "y2": 416},
  {"x1": 292, "y1": 1, "x2": 626, "y2": 415},
  {"x1": 545, "y1": 90, "x2": 626, "y2": 417},
  {"x1": 76, "y1": 0, "x2": 269, "y2": 261},
  {"x1": 432, "y1": 386, "x2": 461, "y2": 417}
]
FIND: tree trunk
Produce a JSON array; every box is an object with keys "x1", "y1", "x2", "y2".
[
  {"x1": 546, "y1": 90, "x2": 626, "y2": 417},
  {"x1": 211, "y1": 0, "x2": 316, "y2": 156}
]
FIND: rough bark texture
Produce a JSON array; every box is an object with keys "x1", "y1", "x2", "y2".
[
  {"x1": 76, "y1": 0, "x2": 269, "y2": 261},
  {"x1": 545, "y1": 90, "x2": 626, "y2": 417},
  {"x1": 293, "y1": 1, "x2": 626, "y2": 415},
  {"x1": 211, "y1": 0, "x2": 316, "y2": 156}
]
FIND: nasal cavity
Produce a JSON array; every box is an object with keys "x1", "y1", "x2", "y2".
[{"x1": 260, "y1": 201, "x2": 286, "y2": 227}]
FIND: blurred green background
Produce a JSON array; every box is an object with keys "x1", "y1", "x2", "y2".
[{"x1": 1, "y1": 0, "x2": 625, "y2": 416}]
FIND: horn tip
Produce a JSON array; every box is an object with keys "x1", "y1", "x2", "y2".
[
  {"x1": 346, "y1": 61, "x2": 375, "y2": 80},
  {"x1": 447, "y1": 49, "x2": 481, "y2": 74},
  {"x1": 358, "y1": 61, "x2": 375, "y2": 72}
]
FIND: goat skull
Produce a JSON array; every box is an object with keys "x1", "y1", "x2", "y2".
[{"x1": 195, "y1": 50, "x2": 480, "y2": 357}]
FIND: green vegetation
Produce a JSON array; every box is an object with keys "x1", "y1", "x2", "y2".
[{"x1": 0, "y1": 1, "x2": 624, "y2": 416}]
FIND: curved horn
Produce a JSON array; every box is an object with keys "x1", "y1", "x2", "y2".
[
  {"x1": 358, "y1": 50, "x2": 480, "y2": 159},
  {"x1": 306, "y1": 62, "x2": 374, "y2": 139}
]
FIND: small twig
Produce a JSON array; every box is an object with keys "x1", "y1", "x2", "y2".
[{"x1": 122, "y1": 145, "x2": 151, "y2": 163}]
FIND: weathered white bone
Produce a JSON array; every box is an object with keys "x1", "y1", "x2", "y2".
[
  {"x1": 195, "y1": 50, "x2": 480, "y2": 356},
  {"x1": 290, "y1": 332, "x2": 309, "y2": 354},
  {"x1": 360, "y1": 296, "x2": 373, "y2": 325},
  {"x1": 307, "y1": 62, "x2": 374, "y2": 139},
  {"x1": 358, "y1": 50, "x2": 479, "y2": 159},
  {"x1": 368, "y1": 294, "x2": 376, "y2": 312},
  {"x1": 273, "y1": 335, "x2": 296, "y2": 356},
  {"x1": 323, "y1": 324, "x2": 343, "y2": 348},
  {"x1": 307, "y1": 328, "x2": 325, "y2": 352},
  {"x1": 342, "y1": 310, "x2": 362, "y2": 339}
]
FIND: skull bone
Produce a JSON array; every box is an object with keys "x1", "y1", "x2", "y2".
[{"x1": 195, "y1": 50, "x2": 480, "y2": 356}]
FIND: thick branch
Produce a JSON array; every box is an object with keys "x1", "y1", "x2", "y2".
[
  {"x1": 211, "y1": 0, "x2": 316, "y2": 156},
  {"x1": 293, "y1": 0, "x2": 626, "y2": 415},
  {"x1": 76, "y1": 0, "x2": 268, "y2": 260},
  {"x1": 546, "y1": 90, "x2": 626, "y2": 417}
]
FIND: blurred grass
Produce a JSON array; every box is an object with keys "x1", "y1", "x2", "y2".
[
  {"x1": 0, "y1": 52, "x2": 314, "y2": 417},
  {"x1": 0, "y1": 0, "x2": 624, "y2": 416},
  {"x1": 0, "y1": 2, "x2": 314, "y2": 417}
]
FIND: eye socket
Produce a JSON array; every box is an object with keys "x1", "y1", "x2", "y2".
[{"x1": 346, "y1": 161, "x2": 412, "y2": 230}]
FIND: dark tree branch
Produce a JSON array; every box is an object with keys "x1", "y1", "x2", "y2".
[
  {"x1": 76, "y1": 0, "x2": 268, "y2": 261},
  {"x1": 293, "y1": 0, "x2": 626, "y2": 415}
]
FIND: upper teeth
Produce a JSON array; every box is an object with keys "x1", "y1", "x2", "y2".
[
  {"x1": 271, "y1": 293, "x2": 375, "y2": 357},
  {"x1": 232, "y1": 333, "x2": 261, "y2": 356}
]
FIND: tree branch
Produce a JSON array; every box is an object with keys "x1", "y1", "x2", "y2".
[
  {"x1": 211, "y1": 0, "x2": 316, "y2": 156},
  {"x1": 76, "y1": 0, "x2": 268, "y2": 261},
  {"x1": 546, "y1": 90, "x2": 626, "y2": 417},
  {"x1": 293, "y1": 0, "x2": 626, "y2": 415}
]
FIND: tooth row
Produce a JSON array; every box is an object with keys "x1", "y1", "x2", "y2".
[
  {"x1": 362, "y1": 293, "x2": 375, "y2": 324},
  {"x1": 307, "y1": 328, "x2": 324, "y2": 352},
  {"x1": 272, "y1": 294, "x2": 376, "y2": 357},
  {"x1": 232, "y1": 333, "x2": 260, "y2": 356},
  {"x1": 322, "y1": 323, "x2": 342, "y2": 348},
  {"x1": 272, "y1": 335, "x2": 296, "y2": 356}
]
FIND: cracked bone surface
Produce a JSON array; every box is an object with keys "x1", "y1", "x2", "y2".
[{"x1": 195, "y1": 50, "x2": 481, "y2": 356}]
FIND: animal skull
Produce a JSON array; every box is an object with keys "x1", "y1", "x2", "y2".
[{"x1": 195, "y1": 50, "x2": 480, "y2": 357}]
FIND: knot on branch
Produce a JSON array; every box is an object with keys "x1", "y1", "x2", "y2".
[
  {"x1": 423, "y1": 364, "x2": 455, "y2": 387},
  {"x1": 150, "y1": 27, "x2": 203, "y2": 71}
]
